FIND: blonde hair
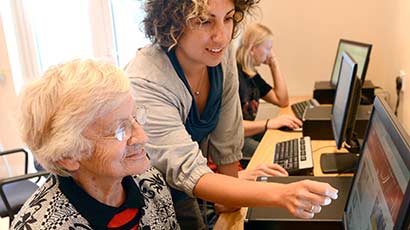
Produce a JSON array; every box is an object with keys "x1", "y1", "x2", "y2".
[
  {"x1": 20, "y1": 59, "x2": 130, "y2": 176},
  {"x1": 236, "y1": 23, "x2": 274, "y2": 76}
]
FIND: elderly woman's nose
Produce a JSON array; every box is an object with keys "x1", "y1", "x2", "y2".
[{"x1": 128, "y1": 122, "x2": 148, "y2": 145}]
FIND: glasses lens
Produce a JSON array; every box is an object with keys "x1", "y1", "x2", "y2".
[{"x1": 115, "y1": 127, "x2": 126, "y2": 141}]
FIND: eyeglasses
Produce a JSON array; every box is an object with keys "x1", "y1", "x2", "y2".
[{"x1": 102, "y1": 106, "x2": 147, "y2": 142}]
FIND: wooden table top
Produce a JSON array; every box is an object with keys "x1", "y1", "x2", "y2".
[{"x1": 213, "y1": 96, "x2": 352, "y2": 230}]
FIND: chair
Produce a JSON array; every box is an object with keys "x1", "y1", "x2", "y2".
[{"x1": 0, "y1": 148, "x2": 49, "y2": 225}]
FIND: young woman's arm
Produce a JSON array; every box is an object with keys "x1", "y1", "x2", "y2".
[
  {"x1": 194, "y1": 173, "x2": 339, "y2": 219},
  {"x1": 243, "y1": 116, "x2": 302, "y2": 137},
  {"x1": 262, "y1": 55, "x2": 289, "y2": 107},
  {"x1": 242, "y1": 119, "x2": 267, "y2": 137}
]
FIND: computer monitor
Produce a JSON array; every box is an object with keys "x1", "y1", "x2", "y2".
[
  {"x1": 343, "y1": 96, "x2": 410, "y2": 230},
  {"x1": 331, "y1": 51, "x2": 362, "y2": 150},
  {"x1": 320, "y1": 51, "x2": 362, "y2": 173},
  {"x1": 330, "y1": 39, "x2": 372, "y2": 87}
]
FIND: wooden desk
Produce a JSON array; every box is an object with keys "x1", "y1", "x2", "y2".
[{"x1": 214, "y1": 96, "x2": 350, "y2": 230}]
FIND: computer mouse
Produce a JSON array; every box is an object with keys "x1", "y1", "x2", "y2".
[
  {"x1": 278, "y1": 126, "x2": 303, "y2": 132},
  {"x1": 278, "y1": 126, "x2": 293, "y2": 131}
]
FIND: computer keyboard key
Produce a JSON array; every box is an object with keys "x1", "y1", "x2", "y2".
[
  {"x1": 290, "y1": 99, "x2": 320, "y2": 120},
  {"x1": 273, "y1": 136, "x2": 313, "y2": 175}
]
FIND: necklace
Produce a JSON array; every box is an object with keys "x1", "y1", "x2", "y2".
[{"x1": 193, "y1": 68, "x2": 207, "y2": 97}]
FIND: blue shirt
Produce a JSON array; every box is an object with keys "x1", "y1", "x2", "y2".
[{"x1": 167, "y1": 49, "x2": 223, "y2": 142}]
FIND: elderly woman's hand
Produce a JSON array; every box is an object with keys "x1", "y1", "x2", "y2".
[
  {"x1": 238, "y1": 163, "x2": 288, "y2": 181},
  {"x1": 278, "y1": 179, "x2": 339, "y2": 219}
]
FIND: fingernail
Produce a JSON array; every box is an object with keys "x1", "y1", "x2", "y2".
[
  {"x1": 313, "y1": 205, "x2": 322, "y2": 213},
  {"x1": 326, "y1": 190, "x2": 338, "y2": 199},
  {"x1": 323, "y1": 197, "x2": 331, "y2": 206}
]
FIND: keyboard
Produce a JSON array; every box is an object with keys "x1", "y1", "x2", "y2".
[
  {"x1": 273, "y1": 137, "x2": 314, "y2": 175},
  {"x1": 291, "y1": 98, "x2": 320, "y2": 120}
]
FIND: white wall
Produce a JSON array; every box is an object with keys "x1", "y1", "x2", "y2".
[{"x1": 253, "y1": 0, "x2": 410, "y2": 133}]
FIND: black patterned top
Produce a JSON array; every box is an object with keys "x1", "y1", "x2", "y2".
[
  {"x1": 237, "y1": 64, "x2": 272, "y2": 121},
  {"x1": 11, "y1": 167, "x2": 180, "y2": 230}
]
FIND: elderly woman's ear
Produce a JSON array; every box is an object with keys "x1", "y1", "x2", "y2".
[{"x1": 57, "y1": 158, "x2": 80, "y2": 172}]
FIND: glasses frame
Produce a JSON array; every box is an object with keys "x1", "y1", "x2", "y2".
[{"x1": 102, "y1": 105, "x2": 147, "y2": 142}]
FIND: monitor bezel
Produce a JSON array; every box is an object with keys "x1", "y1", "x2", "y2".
[
  {"x1": 330, "y1": 39, "x2": 372, "y2": 87},
  {"x1": 331, "y1": 51, "x2": 358, "y2": 149},
  {"x1": 343, "y1": 96, "x2": 410, "y2": 229}
]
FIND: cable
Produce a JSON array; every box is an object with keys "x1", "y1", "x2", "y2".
[
  {"x1": 395, "y1": 76, "x2": 403, "y2": 116},
  {"x1": 312, "y1": 145, "x2": 336, "y2": 153}
]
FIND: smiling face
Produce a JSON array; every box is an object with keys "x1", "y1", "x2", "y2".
[
  {"x1": 175, "y1": 0, "x2": 235, "y2": 68},
  {"x1": 252, "y1": 39, "x2": 273, "y2": 66},
  {"x1": 77, "y1": 94, "x2": 150, "y2": 179}
]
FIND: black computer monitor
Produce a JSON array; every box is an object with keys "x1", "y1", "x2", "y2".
[
  {"x1": 330, "y1": 39, "x2": 372, "y2": 87},
  {"x1": 320, "y1": 51, "x2": 362, "y2": 173},
  {"x1": 343, "y1": 96, "x2": 410, "y2": 229},
  {"x1": 331, "y1": 51, "x2": 362, "y2": 150}
]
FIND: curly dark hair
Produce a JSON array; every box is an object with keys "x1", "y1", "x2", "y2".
[{"x1": 143, "y1": 0, "x2": 260, "y2": 49}]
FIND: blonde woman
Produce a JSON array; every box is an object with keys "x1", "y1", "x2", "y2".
[{"x1": 237, "y1": 23, "x2": 302, "y2": 157}]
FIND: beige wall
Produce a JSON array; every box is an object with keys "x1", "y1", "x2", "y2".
[
  {"x1": 254, "y1": 0, "x2": 410, "y2": 133},
  {"x1": 396, "y1": 0, "x2": 410, "y2": 132},
  {"x1": 0, "y1": 16, "x2": 22, "y2": 150},
  {"x1": 0, "y1": 15, "x2": 25, "y2": 177},
  {"x1": 0, "y1": 0, "x2": 409, "y2": 154}
]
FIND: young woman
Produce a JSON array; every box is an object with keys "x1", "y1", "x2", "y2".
[
  {"x1": 236, "y1": 23, "x2": 302, "y2": 157},
  {"x1": 126, "y1": 0, "x2": 338, "y2": 229}
]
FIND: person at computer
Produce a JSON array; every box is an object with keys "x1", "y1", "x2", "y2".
[
  {"x1": 125, "y1": 0, "x2": 338, "y2": 229},
  {"x1": 236, "y1": 23, "x2": 302, "y2": 158},
  {"x1": 11, "y1": 59, "x2": 179, "y2": 229}
]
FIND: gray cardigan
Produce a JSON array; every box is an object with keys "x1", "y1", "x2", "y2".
[{"x1": 125, "y1": 44, "x2": 244, "y2": 197}]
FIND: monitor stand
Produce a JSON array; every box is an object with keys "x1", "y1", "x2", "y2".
[
  {"x1": 320, "y1": 153, "x2": 359, "y2": 173},
  {"x1": 320, "y1": 132, "x2": 362, "y2": 173},
  {"x1": 320, "y1": 137, "x2": 361, "y2": 174}
]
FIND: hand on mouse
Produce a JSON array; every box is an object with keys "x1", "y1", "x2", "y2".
[
  {"x1": 239, "y1": 163, "x2": 288, "y2": 181},
  {"x1": 267, "y1": 115, "x2": 302, "y2": 130},
  {"x1": 278, "y1": 180, "x2": 338, "y2": 219}
]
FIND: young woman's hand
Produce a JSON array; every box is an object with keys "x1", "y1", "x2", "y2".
[
  {"x1": 278, "y1": 180, "x2": 339, "y2": 219},
  {"x1": 267, "y1": 115, "x2": 302, "y2": 130},
  {"x1": 238, "y1": 163, "x2": 288, "y2": 181},
  {"x1": 264, "y1": 52, "x2": 279, "y2": 68}
]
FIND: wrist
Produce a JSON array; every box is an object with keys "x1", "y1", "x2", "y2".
[{"x1": 270, "y1": 62, "x2": 279, "y2": 71}]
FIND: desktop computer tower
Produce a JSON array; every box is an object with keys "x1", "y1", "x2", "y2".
[
  {"x1": 302, "y1": 105, "x2": 372, "y2": 140},
  {"x1": 313, "y1": 80, "x2": 376, "y2": 104}
]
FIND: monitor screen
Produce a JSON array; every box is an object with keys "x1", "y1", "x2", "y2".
[
  {"x1": 344, "y1": 97, "x2": 410, "y2": 229},
  {"x1": 331, "y1": 51, "x2": 360, "y2": 149},
  {"x1": 330, "y1": 39, "x2": 372, "y2": 86}
]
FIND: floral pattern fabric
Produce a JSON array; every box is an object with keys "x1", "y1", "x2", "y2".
[{"x1": 11, "y1": 167, "x2": 180, "y2": 230}]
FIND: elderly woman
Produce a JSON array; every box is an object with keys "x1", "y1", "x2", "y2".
[{"x1": 11, "y1": 60, "x2": 179, "y2": 229}]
